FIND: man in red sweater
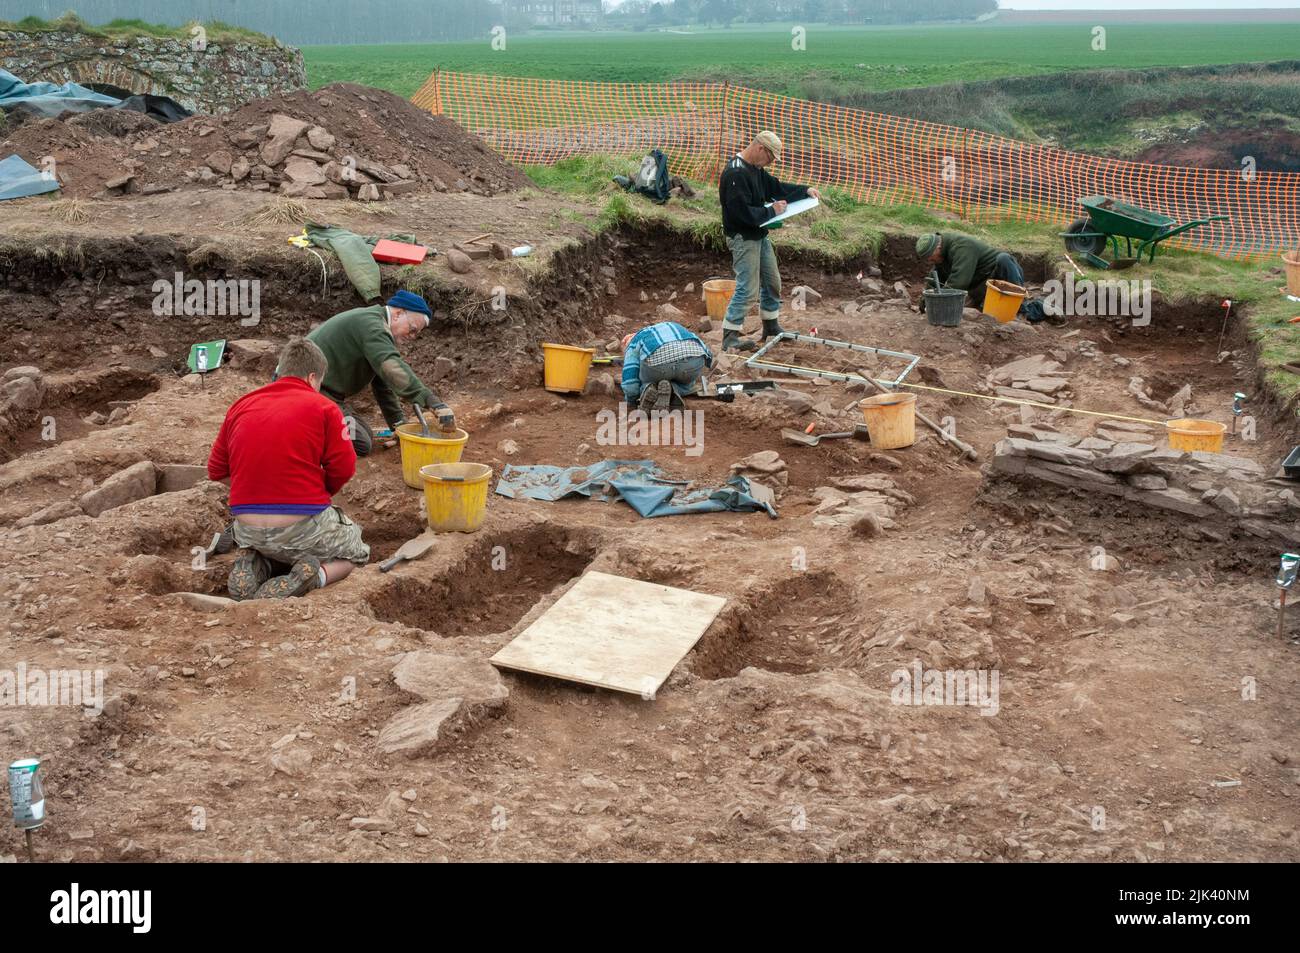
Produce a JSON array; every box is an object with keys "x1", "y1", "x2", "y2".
[{"x1": 208, "y1": 337, "x2": 369, "y2": 600}]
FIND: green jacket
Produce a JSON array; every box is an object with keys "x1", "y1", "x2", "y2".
[
  {"x1": 308, "y1": 305, "x2": 438, "y2": 428},
  {"x1": 937, "y1": 233, "x2": 1003, "y2": 293}
]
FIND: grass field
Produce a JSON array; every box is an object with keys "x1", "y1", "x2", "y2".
[{"x1": 303, "y1": 23, "x2": 1300, "y2": 98}]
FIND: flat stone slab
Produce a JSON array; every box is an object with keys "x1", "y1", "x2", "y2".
[
  {"x1": 391, "y1": 651, "x2": 508, "y2": 708},
  {"x1": 377, "y1": 700, "x2": 464, "y2": 757}
]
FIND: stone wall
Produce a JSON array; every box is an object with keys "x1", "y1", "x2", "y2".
[
  {"x1": 990, "y1": 422, "x2": 1300, "y2": 549},
  {"x1": 0, "y1": 29, "x2": 305, "y2": 114}
]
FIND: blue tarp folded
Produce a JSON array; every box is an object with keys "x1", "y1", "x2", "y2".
[
  {"x1": 0, "y1": 154, "x2": 60, "y2": 201},
  {"x1": 495, "y1": 459, "x2": 777, "y2": 519},
  {"x1": 0, "y1": 68, "x2": 120, "y2": 118}
]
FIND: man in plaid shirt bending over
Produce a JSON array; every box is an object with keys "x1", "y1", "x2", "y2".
[{"x1": 619, "y1": 321, "x2": 714, "y2": 412}]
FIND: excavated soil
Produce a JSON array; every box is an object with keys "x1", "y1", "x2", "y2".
[
  {"x1": 1, "y1": 82, "x2": 529, "y2": 200},
  {"x1": 1, "y1": 188, "x2": 1298, "y2": 862}
]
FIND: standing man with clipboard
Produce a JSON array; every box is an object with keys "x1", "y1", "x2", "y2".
[{"x1": 718, "y1": 131, "x2": 821, "y2": 352}]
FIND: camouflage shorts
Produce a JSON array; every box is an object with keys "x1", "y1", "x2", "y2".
[{"x1": 232, "y1": 506, "x2": 370, "y2": 566}]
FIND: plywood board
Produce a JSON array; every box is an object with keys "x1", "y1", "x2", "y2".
[{"x1": 489, "y1": 571, "x2": 726, "y2": 696}]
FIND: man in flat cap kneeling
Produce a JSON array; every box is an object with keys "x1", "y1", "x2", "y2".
[{"x1": 307, "y1": 290, "x2": 456, "y2": 456}]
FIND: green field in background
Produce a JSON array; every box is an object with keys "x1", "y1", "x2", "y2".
[{"x1": 302, "y1": 23, "x2": 1300, "y2": 98}]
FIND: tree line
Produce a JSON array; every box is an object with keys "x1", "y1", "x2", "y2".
[{"x1": 609, "y1": 0, "x2": 997, "y2": 28}]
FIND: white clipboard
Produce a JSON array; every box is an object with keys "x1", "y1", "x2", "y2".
[{"x1": 760, "y1": 196, "x2": 819, "y2": 227}]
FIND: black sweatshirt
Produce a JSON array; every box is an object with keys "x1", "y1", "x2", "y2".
[{"x1": 719, "y1": 154, "x2": 810, "y2": 241}]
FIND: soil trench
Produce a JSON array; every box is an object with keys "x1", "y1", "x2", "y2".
[{"x1": 1, "y1": 216, "x2": 1297, "y2": 864}]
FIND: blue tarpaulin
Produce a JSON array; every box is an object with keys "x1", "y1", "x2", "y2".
[
  {"x1": 495, "y1": 460, "x2": 777, "y2": 519},
  {"x1": 0, "y1": 154, "x2": 60, "y2": 202},
  {"x1": 0, "y1": 68, "x2": 120, "y2": 118},
  {"x1": 0, "y1": 68, "x2": 190, "y2": 123}
]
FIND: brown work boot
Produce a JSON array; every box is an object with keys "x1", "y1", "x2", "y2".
[
  {"x1": 253, "y1": 555, "x2": 322, "y2": 600},
  {"x1": 228, "y1": 549, "x2": 273, "y2": 601}
]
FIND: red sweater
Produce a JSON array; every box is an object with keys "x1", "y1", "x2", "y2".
[{"x1": 208, "y1": 376, "x2": 356, "y2": 515}]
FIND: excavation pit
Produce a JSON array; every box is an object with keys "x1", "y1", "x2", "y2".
[{"x1": 367, "y1": 528, "x2": 597, "y2": 636}]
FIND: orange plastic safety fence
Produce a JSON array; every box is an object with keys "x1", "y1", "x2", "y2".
[{"x1": 412, "y1": 71, "x2": 1300, "y2": 260}]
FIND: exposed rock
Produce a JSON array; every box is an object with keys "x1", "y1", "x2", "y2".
[
  {"x1": 392, "y1": 651, "x2": 509, "y2": 706},
  {"x1": 282, "y1": 157, "x2": 326, "y2": 185},
  {"x1": 175, "y1": 592, "x2": 236, "y2": 612},
  {"x1": 205, "y1": 150, "x2": 234, "y2": 175},
  {"x1": 1093, "y1": 442, "x2": 1158, "y2": 475},
  {"x1": 587, "y1": 372, "x2": 617, "y2": 397},
  {"x1": 15, "y1": 500, "x2": 83, "y2": 528},
  {"x1": 730, "y1": 450, "x2": 786, "y2": 475},
  {"x1": 377, "y1": 699, "x2": 468, "y2": 758},
  {"x1": 996, "y1": 387, "x2": 1053, "y2": 404},
  {"x1": 78, "y1": 461, "x2": 157, "y2": 517},
  {"x1": 428, "y1": 356, "x2": 455, "y2": 382},
  {"x1": 306, "y1": 125, "x2": 337, "y2": 151},
  {"x1": 269, "y1": 746, "x2": 313, "y2": 778},
  {"x1": 989, "y1": 354, "x2": 1062, "y2": 386},
  {"x1": 445, "y1": 247, "x2": 473, "y2": 274},
  {"x1": 1127, "y1": 473, "x2": 1167, "y2": 491},
  {"x1": 260, "y1": 113, "x2": 310, "y2": 167},
  {"x1": 1, "y1": 374, "x2": 44, "y2": 411}
]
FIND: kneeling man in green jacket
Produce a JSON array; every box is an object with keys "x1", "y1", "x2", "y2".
[{"x1": 306, "y1": 290, "x2": 454, "y2": 456}]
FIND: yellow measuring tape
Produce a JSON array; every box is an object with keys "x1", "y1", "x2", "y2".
[{"x1": 755, "y1": 357, "x2": 1168, "y2": 426}]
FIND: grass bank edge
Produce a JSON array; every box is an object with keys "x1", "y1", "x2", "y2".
[{"x1": 527, "y1": 155, "x2": 1300, "y2": 406}]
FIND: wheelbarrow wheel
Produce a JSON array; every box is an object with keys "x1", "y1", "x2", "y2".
[{"x1": 1063, "y1": 217, "x2": 1106, "y2": 257}]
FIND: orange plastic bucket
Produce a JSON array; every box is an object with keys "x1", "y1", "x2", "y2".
[
  {"x1": 1284, "y1": 251, "x2": 1300, "y2": 296},
  {"x1": 860, "y1": 392, "x2": 917, "y2": 450},
  {"x1": 1166, "y1": 418, "x2": 1226, "y2": 453},
  {"x1": 983, "y1": 279, "x2": 1026, "y2": 323},
  {"x1": 703, "y1": 279, "x2": 736, "y2": 319},
  {"x1": 542, "y1": 343, "x2": 595, "y2": 393}
]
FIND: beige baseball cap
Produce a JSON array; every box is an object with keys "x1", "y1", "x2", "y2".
[{"x1": 755, "y1": 131, "x2": 783, "y2": 160}]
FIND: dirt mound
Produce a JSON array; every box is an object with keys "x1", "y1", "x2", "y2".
[
  {"x1": 0, "y1": 82, "x2": 529, "y2": 201},
  {"x1": 1135, "y1": 125, "x2": 1300, "y2": 174}
]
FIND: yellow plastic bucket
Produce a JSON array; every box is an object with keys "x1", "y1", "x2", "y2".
[
  {"x1": 420, "y1": 462, "x2": 492, "y2": 533},
  {"x1": 1166, "y1": 418, "x2": 1226, "y2": 453},
  {"x1": 860, "y1": 391, "x2": 917, "y2": 450},
  {"x1": 396, "y1": 425, "x2": 468, "y2": 489},
  {"x1": 1284, "y1": 251, "x2": 1300, "y2": 296},
  {"x1": 542, "y1": 343, "x2": 595, "y2": 393},
  {"x1": 702, "y1": 278, "x2": 736, "y2": 320},
  {"x1": 983, "y1": 279, "x2": 1026, "y2": 323}
]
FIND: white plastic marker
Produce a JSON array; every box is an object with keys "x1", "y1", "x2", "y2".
[{"x1": 8, "y1": 757, "x2": 44, "y2": 862}]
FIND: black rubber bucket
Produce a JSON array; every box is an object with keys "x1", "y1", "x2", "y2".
[{"x1": 924, "y1": 288, "x2": 965, "y2": 327}]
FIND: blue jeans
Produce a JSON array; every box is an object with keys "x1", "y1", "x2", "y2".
[
  {"x1": 968, "y1": 252, "x2": 1024, "y2": 308},
  {"x1": 723, "y1": 234, "x2": 781, "y2": 332},
  {"x1": 639, "y1": 354, "x2": 710, "y2": 400}
]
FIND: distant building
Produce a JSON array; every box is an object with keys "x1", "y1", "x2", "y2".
[{"x1": 507, "y1": 0, "x2": 603, "y2": 27}]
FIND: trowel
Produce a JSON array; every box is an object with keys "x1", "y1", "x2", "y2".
[
  {"x1": 781, "y1": 425, "x2": 870, "y2": 447},
  {"x1": 379, "y1": 530, "x2": 437, "y2": 572}
]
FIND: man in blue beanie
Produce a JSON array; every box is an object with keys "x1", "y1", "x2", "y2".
[{"x1": 306, "y1": 290, "x2": 454, "y2": 456}]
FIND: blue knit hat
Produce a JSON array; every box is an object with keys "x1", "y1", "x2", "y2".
[{"x1": 387, "y1": 290, "x2": 432, "y2": 325}]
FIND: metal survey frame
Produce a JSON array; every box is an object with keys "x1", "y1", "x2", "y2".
[{"x1": 745, "y1": 331, "x2": 920, "y2": 388}]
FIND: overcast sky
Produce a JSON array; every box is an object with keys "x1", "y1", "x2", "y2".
[{"x1": 1000, "y1": 1, "x2": 1297, "y2": 8}]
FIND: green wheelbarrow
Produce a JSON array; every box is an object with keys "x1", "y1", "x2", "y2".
[{"x1": 1061, "y1": 195, "x2": 1228, "y2": 270}]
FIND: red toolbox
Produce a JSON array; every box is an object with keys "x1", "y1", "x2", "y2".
[{"x1": 372, "y1": 239, "x2": 428, "y2": 265}]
